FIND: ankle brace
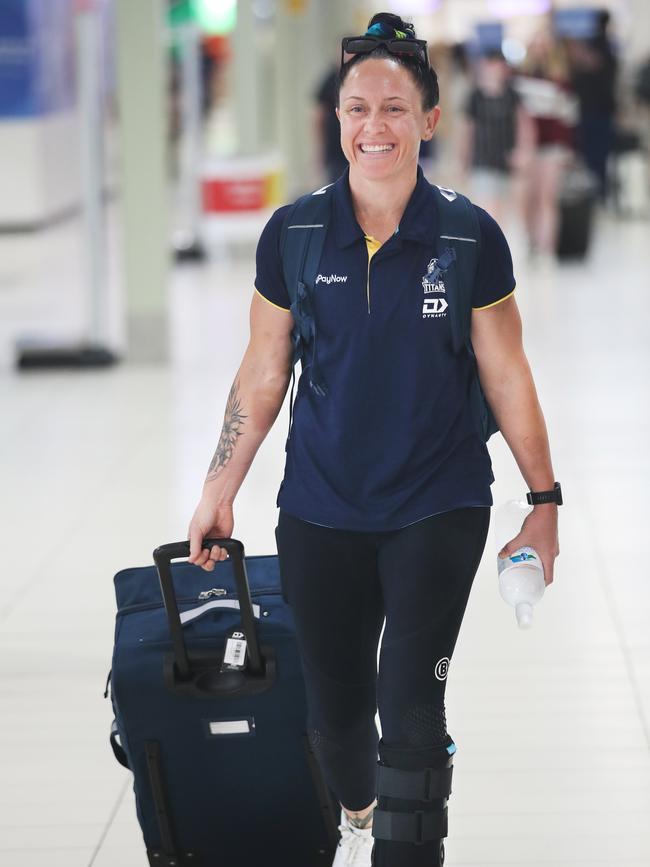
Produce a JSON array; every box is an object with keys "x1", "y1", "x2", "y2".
[{"x1": 371, "y1": 737, "x2": 455, "y2": 867}]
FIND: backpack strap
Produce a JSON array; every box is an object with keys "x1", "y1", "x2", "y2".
[
  {"x1": 280, "y1": 184, "x2": 333, "y2": 397},
  {"x1": 430, "y1": 185, "x2": 480, "y2": 355},
  {"x1": 431, "y1": 185, "x2": 498, "y2": 440}
]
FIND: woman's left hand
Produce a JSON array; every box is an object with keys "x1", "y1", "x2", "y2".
[{"x1": 498, "y1": 506, "x2": 560, "y2": 586}]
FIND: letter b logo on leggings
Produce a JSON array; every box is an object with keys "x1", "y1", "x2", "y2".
[{"x1": 434, "y1": 657, "x2": 450, "y2": 681}]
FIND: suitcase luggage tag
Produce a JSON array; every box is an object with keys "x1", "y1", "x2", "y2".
[
  {"x1": 153, "y1": 539, "x2": 277, "y2": 697},
  {"x1": 220, "y1": 627, "x2": 248, "y2": 673}
]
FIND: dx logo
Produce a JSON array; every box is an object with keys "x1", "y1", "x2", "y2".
[{"x1": 422, "y1": 297, "x2": 448, "y2": 317}]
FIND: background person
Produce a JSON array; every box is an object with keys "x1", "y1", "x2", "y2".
[
  {"x1": 188, "y1": 12, "x2": 560, "y2": 867},
  {"x1": 514, "y1": 29, "x2": 577, "y2": 260},
  {"x1": 458, "y1": 49, "x2": 535, "y2": 224},
  {"x1": 314, "y1": 61, "x2": 349, "y2": 184},
  {"x1": 566, "y1": 9, "x2": 619, "y2": 200}
]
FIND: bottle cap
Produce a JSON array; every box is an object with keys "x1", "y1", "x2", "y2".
[{"x1": 515, "y1": 601, "x2": 533, "y2": 629}]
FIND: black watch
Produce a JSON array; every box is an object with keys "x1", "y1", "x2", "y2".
[{"x1": 526, "y1": 482, "x2": 563, "y2": 506}]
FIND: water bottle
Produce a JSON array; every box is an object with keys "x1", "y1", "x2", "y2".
[{"x1": 494, "y1": 500, "x2": 545, "y2": 629}]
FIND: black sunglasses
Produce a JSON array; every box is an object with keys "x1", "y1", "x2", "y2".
[{"x1": 341, "y1": 36, "x2": 430, "y2": 70}]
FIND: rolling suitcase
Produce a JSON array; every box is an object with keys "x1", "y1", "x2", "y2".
[
  {"x1": 556, "y1": 163, "x2": 598, "y2": 260},
  {"x1": 107, "y1": 538, "x2": 339, "y2": 866}
]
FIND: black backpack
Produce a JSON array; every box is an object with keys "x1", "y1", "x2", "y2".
[{"x1": 279, "y1": 181, "x2": 498, "y2": 441}]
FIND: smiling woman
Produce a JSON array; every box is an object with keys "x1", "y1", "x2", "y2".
[
  {"x1": 336, "y1": 14, "x2": 440, "y2": 222},
  {"x1": 188, "y1": 11, "x2": 561, "y2": 867},
  {"x1": 336, "y1": 59, "x2": 439, "y2": 229}
]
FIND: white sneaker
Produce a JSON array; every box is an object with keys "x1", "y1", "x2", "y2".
[{"x1": 332, "y1": 808, "x2": 374, "y2": 866}]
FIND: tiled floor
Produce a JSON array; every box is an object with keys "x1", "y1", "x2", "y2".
[{"x1": 1, "y1": 199, "x2": 649, "y2": 866}]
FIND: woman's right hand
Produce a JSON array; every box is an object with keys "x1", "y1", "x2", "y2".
[{"x1": 188, "y1": 498, "x2": 234, "y2": 571}]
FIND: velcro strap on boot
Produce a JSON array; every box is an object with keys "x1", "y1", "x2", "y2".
[
  {"x1": 376, "y1": 764, "x2": 453, "y2": 801},
  {"x1": 372, "y1": 807, "x2": 448, "y2": 845}
]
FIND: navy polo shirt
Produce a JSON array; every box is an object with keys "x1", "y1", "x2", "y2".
[{"x1": 255, "y1": 168, "x2": 516, "y2": 531}]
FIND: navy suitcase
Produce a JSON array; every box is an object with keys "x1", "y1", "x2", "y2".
[{"x1": 108, "y1": 538, "x2": 339, "y2": 866}]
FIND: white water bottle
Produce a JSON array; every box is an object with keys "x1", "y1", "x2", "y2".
[{"x1": 494, "y1": 500, "x2": 545, "y2": 629}]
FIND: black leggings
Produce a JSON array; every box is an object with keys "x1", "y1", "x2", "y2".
[{"x1": 275, "y1": 506, "x2": 490, "y2": 811}]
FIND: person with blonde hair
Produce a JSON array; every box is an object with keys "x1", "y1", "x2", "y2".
[{"x1": 514, "y1": 30, "x2": 577, "y2": 259}]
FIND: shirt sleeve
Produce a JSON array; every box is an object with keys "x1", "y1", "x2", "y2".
[
  {"x1": 254, "y1": 205, "x2": 292, "y2": 311},
  {"x1": 472, "y1": 205, "x2": 516, "y2": 310}
]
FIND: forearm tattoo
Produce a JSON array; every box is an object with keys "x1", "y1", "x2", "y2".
[{"x1": 206, "y1": 380, "x2": 247, "y2": 482}]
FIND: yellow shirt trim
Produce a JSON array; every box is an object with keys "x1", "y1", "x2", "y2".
[
  {"x1": 473, "y1": 288, "x2": 515, "y2": 311},
  {"x1": 364, "y1": 235, "x2": 382, "y2": 262},
  {"x1": 254, "y1": 286, "x2": 290, "y2": 312}
]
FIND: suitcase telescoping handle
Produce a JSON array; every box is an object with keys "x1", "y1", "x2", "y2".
[{"x1": 152, "y1": 538, "x2": 263, "y2": 681}]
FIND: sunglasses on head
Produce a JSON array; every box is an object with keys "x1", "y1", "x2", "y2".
[{"x1": 341, "y1": 36, "x2": 429, "y2": 70}]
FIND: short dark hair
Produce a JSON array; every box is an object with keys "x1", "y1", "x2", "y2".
[{"x1": 338, "y1": 12, "x2": 439, "y2": 110}]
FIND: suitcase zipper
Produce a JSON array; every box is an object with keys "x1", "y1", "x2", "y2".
[{"x1": 117, "y1": 588, "x2": 281, "y2": 616}]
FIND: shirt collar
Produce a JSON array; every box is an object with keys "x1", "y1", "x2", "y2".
[{"x1": 332, "y1": 165, "x2": 437, "y2": 249}]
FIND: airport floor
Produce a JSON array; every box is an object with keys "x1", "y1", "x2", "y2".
[{"x1": 1, "y1": 202, "x2": 649, "y2": 866}]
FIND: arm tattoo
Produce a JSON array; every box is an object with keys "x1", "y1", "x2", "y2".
[{"x1": 206, "y1": 380, "x2": 247, "y2": 482}]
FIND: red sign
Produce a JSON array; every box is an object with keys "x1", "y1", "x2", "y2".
[{"x1": 202, "y1": 177, "x2": 265, "y2": 212}]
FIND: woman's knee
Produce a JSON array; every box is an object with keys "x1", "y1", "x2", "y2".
[
  {"x1": 398, "y1": 701, "x2": 449, "y2": 748},
  {"x1": 308, "y1": 705, "x2": 378, "y2": 755},
  {"x1": 379, "y1": 695, "x2": 449, "y2": 748}
]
